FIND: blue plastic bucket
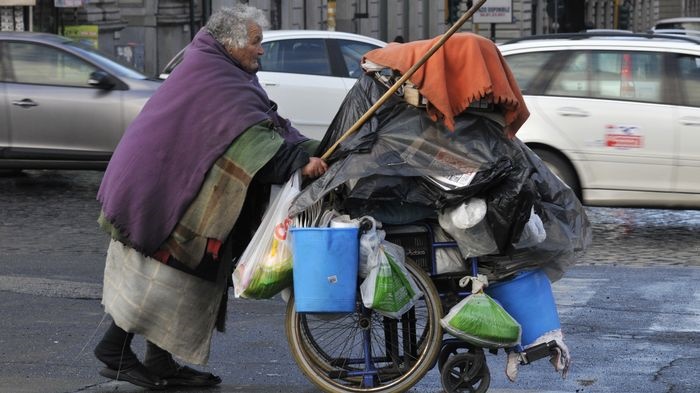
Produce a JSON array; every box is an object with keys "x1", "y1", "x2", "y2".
[
  {"x1": 485, "y1": 269, "x2": 561, "y2": 346},
  {"x1": 290, "y1": 227, "x2": 359, "y2": 313}
]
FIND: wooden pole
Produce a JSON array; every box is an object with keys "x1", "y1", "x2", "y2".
[{"x1": 321, "y1": 0, "x2": 488, "y2": 160}]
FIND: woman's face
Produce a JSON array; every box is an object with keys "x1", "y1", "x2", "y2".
[{"x1": 228, "y1": 21, "x2": 264, "y2": 73}]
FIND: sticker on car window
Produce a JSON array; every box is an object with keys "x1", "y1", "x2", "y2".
[{"x1": 604, "y1": 124, "x2": 643, "y2": 148}]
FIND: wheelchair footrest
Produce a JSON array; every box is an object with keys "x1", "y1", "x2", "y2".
[{"x1": 518, "y1": 340, "x2": 558, "y2": 365}]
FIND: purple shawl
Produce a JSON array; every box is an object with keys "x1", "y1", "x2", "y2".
[{"x1": 97, "y1": 28, "x2": 307, "y2": 254}]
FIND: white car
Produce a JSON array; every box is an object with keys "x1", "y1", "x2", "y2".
[
  {"x1": 160, "y1": 30, "x2": 386, "y2": 140},
  {"x1": 650, "y1": 17, "x2": 700, "y2": 37},
  {"x1": 498, "y1": 32, "x2": 700, "y2": 209}
]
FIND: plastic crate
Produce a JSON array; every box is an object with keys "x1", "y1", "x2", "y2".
[{"x1": 384, "y1": 224, "x2": 433, "y2": 272}]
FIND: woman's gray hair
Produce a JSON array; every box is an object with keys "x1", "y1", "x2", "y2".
[{"x1": 205, "y1": 5, "x2": 269, "y2": 49}]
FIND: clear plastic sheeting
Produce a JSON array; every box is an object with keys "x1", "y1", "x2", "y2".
[{"x1": 291, "y1": 74, "x2": 591, "y2": 279}]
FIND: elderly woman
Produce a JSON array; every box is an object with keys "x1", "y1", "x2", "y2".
[{"x1": 93, "y1": 5, "x2": 326, "y2": 389}]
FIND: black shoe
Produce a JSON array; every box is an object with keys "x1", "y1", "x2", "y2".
[
  {"x1": 158, "y1": 365, "x2": 222, "y2": 387},
  {"x1": 144, "y1": 341, "x2": 221, "y2": 387},
  {"x1": 99, "y1": 364, "x2": 168, "y2": 390}
]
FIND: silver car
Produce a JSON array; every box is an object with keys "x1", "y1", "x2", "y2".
[{"x1": 0, "y1": 32, "x2": 161, "y2": 169}]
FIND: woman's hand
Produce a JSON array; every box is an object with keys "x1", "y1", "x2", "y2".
[{"x1": 301, "y1": 157, "x2": 328, "y2": 178}]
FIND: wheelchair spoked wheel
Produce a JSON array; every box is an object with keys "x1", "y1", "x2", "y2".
[
  {"x1": 285, "y1": 259, "x2": 443, "y2": 392},
  {"x1": 440, "y1": 348, "x2": 490, "y2": 393}
]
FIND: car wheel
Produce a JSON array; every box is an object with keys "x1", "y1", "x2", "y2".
[{"x1": 532, "y1": 149, "x2": 581, "y2": 199}]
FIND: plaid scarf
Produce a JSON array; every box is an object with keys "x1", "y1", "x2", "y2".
[{"x1": 100, "y1": 122, "x2": 284, "y2": 267}]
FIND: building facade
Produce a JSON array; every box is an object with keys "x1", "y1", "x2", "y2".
[{"x1": 1, "y1": 0, "x2": 697, "y2": 76}]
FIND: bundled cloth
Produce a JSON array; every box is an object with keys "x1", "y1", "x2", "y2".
[
  {"x1": 290, "y1": 74, "x2": 590, "y2": 279},
  {"x1": 284, "y1": 32, "x2": 584, "y2": 382},
  {"x1": 362, "y1": 32, "x2": 530, "y2": 136}
]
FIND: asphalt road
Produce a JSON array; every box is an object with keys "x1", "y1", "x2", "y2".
[{"x1": 1, "y1": 170, "x2": 699, "y2": 393}]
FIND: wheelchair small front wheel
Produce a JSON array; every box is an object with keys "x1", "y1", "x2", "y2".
[{"x1": 440, "y1": 350, "x2": 490, "y2": 393}]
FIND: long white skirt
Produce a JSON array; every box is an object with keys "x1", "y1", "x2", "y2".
[{"x1": 101, "y1": 239, "x2": 227, "y2": 365}]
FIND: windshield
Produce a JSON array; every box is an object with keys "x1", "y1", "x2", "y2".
[{"x1": 65, "y1": 41, "x2": 149, "y2": 79}]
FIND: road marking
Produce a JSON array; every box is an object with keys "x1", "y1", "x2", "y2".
[
  {"x1": 552, "y1": 277, "x2": 606, "y2": 315},
  {"x1": 649, "y1": 287, "x2": 700, "y2": 333},
  {"x1": 0, "y1": 275, "x2": 101, "y2": 299}
]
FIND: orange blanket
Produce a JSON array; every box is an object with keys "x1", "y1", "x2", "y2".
[{"x1": 363, "y1": 33, "x2": 529, "y2": 138}]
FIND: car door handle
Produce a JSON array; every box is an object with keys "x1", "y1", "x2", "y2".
[
  {"x1": 261, "y1": 81, "x2": 278, "y2": 87},
  {"x1": 556, "y1": 107, "x2": 589, "y2": 117},
  {"x1": 680, "y1": 116, "x2": 700, "y2": 126},
  {"x1": 12, "y1": 99, "x2": 38, "y2": 108}
]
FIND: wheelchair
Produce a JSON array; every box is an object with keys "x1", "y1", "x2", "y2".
[{"x1": 284, "y1": 220, "x2": 560, "y2": 393}]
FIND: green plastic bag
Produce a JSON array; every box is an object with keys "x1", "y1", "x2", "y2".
[
  {"x1": 360, "y1": 242, "x2": 422, "y2": 319},
  {"x1": 440, "y1": 291, "x2": 521, "y2": 348}
]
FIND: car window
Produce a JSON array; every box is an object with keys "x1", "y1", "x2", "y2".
[
  {"x1": 546, "y1": 52, "x2": 594, "y2": 98},
  {"x1": 260, "y1": 38, "x2": 331, "y2": 76},
  {"x1": 66, "y1": 41, "x2": 147, "y2": 79},
  {"x1": 546, "y1": 50, "x2": 665, "y2": 104},
  {"x1": 655, "y1": 21, "x2": 700, "y2": 31},
  {"x1": 5, "y1": 42, "x2": 98, "y2": 87},
  {"x1": 337, "y1": 39, "x2": 380, "y2": 78},
  {"x1": 501, "y1": 51, "x2": 557, "y2": 94},
  {"x1": 677, "y1": 54, "x2": 700, "y2": 107}
]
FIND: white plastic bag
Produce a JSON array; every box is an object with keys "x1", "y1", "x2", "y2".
[
  {"x1": 513, "y1": 207, "x2": 546, "y2": 249},
  {"x1": 232, "y1": 171, "x2": 301, "y2": 299},
  {"x1": 360, "y1": 239, "x2": 423, "y2": 319},
  {"x1": 431, "y1": 224, "x2": 468, "y2": 274},
  {"x1": 358, "y1": 216, "x2": 382, "y2": 278}
]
